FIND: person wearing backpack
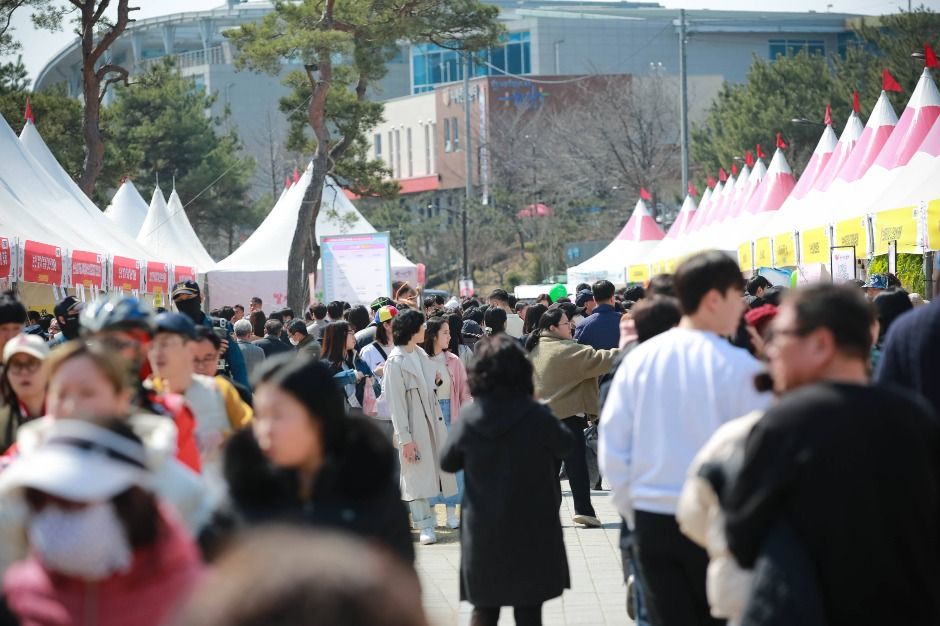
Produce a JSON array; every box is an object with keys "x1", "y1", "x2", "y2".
[{"x1": 360, "y1": 306, "x2": 398, "y2": 438}]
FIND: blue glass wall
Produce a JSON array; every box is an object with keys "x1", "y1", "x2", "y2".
[{"x1": 411, "y1": 32, "x2": 531, "y2": 94}]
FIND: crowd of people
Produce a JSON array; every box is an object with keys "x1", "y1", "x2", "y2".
[{"x1": 0, "y1": 254, "x2": 935, "y2": 625}]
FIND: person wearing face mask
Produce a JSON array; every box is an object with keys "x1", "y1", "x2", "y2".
[
  {"x1": 0, "y1": 419, "x2": 203, "y2": 626},
  {"x1": 528, "y1": 305, "x2": 619, "y2": 529},
  {"x1": 51, "y1": 296, "x2": 83, "y2": 346},
  {"x1": 0, "y1": 335, "x2": 49, "y2": 452},
  {"x1": 203, "y1": 358, "x2": 413, "y2": 564},
  {"x1": 287, "y1": 319, "x2": 321, "y2": 359},
  {"x1": 171, "y1": 281, "x2": 250, "y2": 391},
  {"x1": 0, "y1": 342, "x2": 211, "y2": 573}
]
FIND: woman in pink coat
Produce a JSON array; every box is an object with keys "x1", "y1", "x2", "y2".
[
  {"x1": 0, "y1": 419, "x2": 202, "y2": 626},
  {"x1": 423, "y1": 316, "x2": 471, "y2": 529}
]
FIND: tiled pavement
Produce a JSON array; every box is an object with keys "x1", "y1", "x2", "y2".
[{"x1": 415, "y1": 482, "x2": 634, "y2": 626}]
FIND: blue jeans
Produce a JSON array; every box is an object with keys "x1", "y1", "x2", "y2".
[{"x1": 430, "y1": 399, "x2": 464, "y2": 507}]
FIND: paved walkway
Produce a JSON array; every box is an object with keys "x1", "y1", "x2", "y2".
[{"x1": 415, "y1": 482, "x2": 634, "y2": 626}]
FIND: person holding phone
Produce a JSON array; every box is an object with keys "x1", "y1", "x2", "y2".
[{"x1": 383, "y1": 310, "x2": 457, "y2": 545}]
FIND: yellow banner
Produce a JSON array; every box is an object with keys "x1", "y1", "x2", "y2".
[
  {"x1": 873, "y1": 206, "x2": 918, "y2": 255},
  {"x1": 754, "y1": 238, "x2": 772, "y2": 268},
  {"x1": 800, "y1": 227, "x2": 830, "y2": 264},
  {"x1": 773, "y1": 233, "x2": 797, "y2": 267},
  {"x1": 665, "y1": 258, "x2": 679, "y2": 273},
  {"x1": 928, "y1": 199, "x2": 940, "y2": 250},
  {"x1": 627, "y1": 264, "x2": 650, "y2": 283},
  {"x1": 738, "y1": 242, "x2": 753, "y2": 272},
  {"x1": 833, "y1": 217, "x2": 869, "y2": 257}
]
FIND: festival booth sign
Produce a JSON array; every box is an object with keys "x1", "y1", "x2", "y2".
[
  {"x1": 800, "y1": 227, "x2": 831, "y2": 265},
  {"x1": 21, "y1": 240, "x2": 62, "y2": 285},
  {"x1": 871, "y1": 206, "x2": 920, "y2": 255},
  {"x1": 833, "y1": 217, "x2": 870, "y2": 258},
  {"x1": 173, "y1": 265, "x2": 196, "y2": 285},
  {"x1": 754, "y1": 238, "x2": 773, "y2": 268},
  {"x1": 738, "y1": 242, "x2": 754, "y2": 273},
  {"x1": 627, "y1": 264, "x2": 650, "y2": 284},
  {"x1": 69, "y1": 250, "x2": 104, "y2": 291},
  {"x1": 145, "y1": 261, "x2": 170, "y2": 307},
  {"x1": 927, "y1": 199, "x2": 940, "y2": 250},
  {"x1": 0, "y1": 238, "x2": 13, "y2": 290},
  {"x1": 773, "y1": 233, "x2": 797, "y2": 267},
  {"x1": 111, "y1": 256, "x2": 142, "y2": 292}
]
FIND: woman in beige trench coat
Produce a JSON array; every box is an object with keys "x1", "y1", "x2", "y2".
[{"x1": 383, "y1": 309, "x2": 458, "y2": 545}]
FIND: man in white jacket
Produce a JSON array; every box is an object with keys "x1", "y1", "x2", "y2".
[{"x1": 599, "y1": 251, "x2": 770, "y2": 626}]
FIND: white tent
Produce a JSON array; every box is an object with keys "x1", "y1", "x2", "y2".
[
  {"x1": 104, "y1": 180, "x2": 149, "y2": 238},
  {"x1": 207, "y1": 165, "x2": 418, "y2": 308},
  {"x1": 166, "y1": 189, "x2": 216, "y2": 272},
  {"x1": 567, "y1": 198, "x2": 665, "y2": 285},
  {"x1": 15, "y1": 119, "x2": 157, "y2": 260},
  {"x1": 645, "y1": 194, "x2": 697, "y2": 267}
]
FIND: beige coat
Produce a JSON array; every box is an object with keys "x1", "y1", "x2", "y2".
[
  {"x1": 529, "y1": 334, "x2": 618, "y2": 419},
  {"x1": 383, "y1": 346, "x2": 458, "y2": 501},
  {"x1": 676, "y1": 410, "x2": 763, "y2": 625}
]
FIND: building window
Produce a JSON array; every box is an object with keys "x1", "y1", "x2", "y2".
[
  {"x1": 452, "y1": 117, "x2": 459, "y2": 151},
  {"x1": 410, "y1": 32, "x2": 531, "y2": 94},
  {"x1": 443, "y1": 118, "x2": 451, "y2": 153},
  {"x1": 388, "y1": 131, "x2": 394, "y2": 175},
  {"x1": 406, "y1": 128, "x2": 413, "y2": 178},
  {"x1": 374, "y1": 134, "x2": 382, "y2": 159},
  {"x1": 769, "y1": 39, "x2": 825, "y2": 59},
  {"x1": 394, "y1": 129, "x2": 402, "y2": 180}
]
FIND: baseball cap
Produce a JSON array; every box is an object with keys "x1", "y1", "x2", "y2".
[
  {"x1": 575, "y1": 289, "x2": 594, "y2": 308},
  {"x1": 53, "y1": 296, "x2": 83, "y2": 319},
  {"x1": 864, "y1": 274, "x2": 888, "y2": 290},
  {"x1": 374, "y1": 305, "x2": 399, "y2": 324},
  {"x1": 3, "y1": 334, "x2": 49, "y2": 364},
  {"x1": 370, "y1": 297, "x2": 394, "y2": 312},
  {"x1": 153, "y1": 312, "x2": 198, "y2": 340},
  {"x1": 0, "y1": 420, "x2": 150, "y2": 502},
  {"x1": 171, "y1": 280, "x2": 201, "y2": 301},
  {"x1": 287, "y1": 319, "x2": 308, "y2": 335}
]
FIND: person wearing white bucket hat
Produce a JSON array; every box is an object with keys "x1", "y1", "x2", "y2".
[{"x1": 0, "y1": 419, "x2": 202, "y2": 626}]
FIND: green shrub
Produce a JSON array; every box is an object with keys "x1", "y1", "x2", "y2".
[{"x1": 869, "y1": 253, "x2": 925, "y2": 294}]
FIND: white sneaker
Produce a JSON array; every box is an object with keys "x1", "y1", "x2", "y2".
[
  {"x1": 572, "y1": 514, "x2": 602, "y2": 528},
  {"x1": 419, "y1": 528, "x2": 437, "y2": 545},
  {"x1": 446, "y1": 506, "x2": 460, "y2": 529}
]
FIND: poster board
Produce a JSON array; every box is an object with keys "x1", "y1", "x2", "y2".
[
  {"x1": 627, "y1": 264, "x2": 650, "y2": 284},
  {"x1": 321, "y1": 232, "x2": 392, "y2": 306},
  {"x1": 21, "y1": 240, "x2": 62, "y2": 285},
  {"x1": 111, "y1": 256, "x2": 142, "y2": 292},
  {"x1": 800, "y1": 227, "x2": 830, "y2": 265},
  {"x1": 872, "y1": 206, "x2": 918, "y2": 255},
  {"x1": 70, "y1": 250, "x2": 104, "y2": 290},
  {"x1": 773, "y1": 233, "x2": 797, "y2": 267},
  {"x1": 830, "y1": 246, "x2": 856, "y2": 284}
]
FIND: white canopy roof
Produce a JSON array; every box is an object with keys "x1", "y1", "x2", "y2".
[
  {"x1": 15, "y1": 119, "x2": 158, "y2": 260},
  {"x1": 166, "y1": 189, "x2": 216, "y2": 272},
  {"x1": 104, "y1": 180, "x2": 149, "y2": 238},
  {"x1": 207, "y1": 164, "x2": 418, "y2": 308}
]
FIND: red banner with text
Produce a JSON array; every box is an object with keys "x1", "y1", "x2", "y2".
[
  {"x1": 22, "y1": 240, "x2": 62, "y2": 285},
  {"x1": 70, "y1": 250, "x2": 104, "y2": 289},
  {"x1": 111, "y1": 256, "x2": 142, "y2": 291},
  {"x1": 0, "y1": 238, "x2": 11, "y2": 280},
  {"x1": 146, "y1": 262, "x2": 170, "y2": 294},
  {"x1": 173, "y1": 265, "x2": 195, "y2": 285}
]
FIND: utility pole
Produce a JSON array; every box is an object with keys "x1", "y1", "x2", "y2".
[
  {"x1": 462, "y1": 52, "x2": 472, "y2": 281},
  {"x1": 679, "y1": 9, "x2": 690, "y2": 195}
]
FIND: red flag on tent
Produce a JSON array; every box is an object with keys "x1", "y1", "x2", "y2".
[
  {"x1": 639, "y1": 187, "x2": 652, "y2": 201},
  {"x1": 853, "y1": 90, "x2": 860, "y2": 113},
  {"x1": 745, "y1": 150, "x2": 754, "y2": 167},
  {"x1": 731, "y1": 163, "x2": 738, "y2": 176},
  {"x1": 23, "y1": 96, "x2": 33, "y2": 124},
  {"x1": 688, "y1": 181, "x2": 698, "y2": 197},
  {"x1": 824, "y1": 103, "x2": 832, "y2": 126},
  {"x1": 293, "y1": 167, "x2": 300, "y2": 183},
  {"x1": 756, "y1": 144, "x2": 766, "y2": 159},
  {"x1": 926, "y1": 44, "x2": 939, "y2": 69},
  {"x1": 776, "y1": 132, "x2": 788, "y2": 150},
  {"x1": 706, "y1": 175, "x2": 716, "y2": 189},
  {"x1": 882, "y1": 69, "x2": 903, "y2": 93},
  {"x1": 718, "y1": 168, "x2": 727, "y2": 182},
  {"x1": 285, "y1": 175, "x2": 291, "y2": 189}
]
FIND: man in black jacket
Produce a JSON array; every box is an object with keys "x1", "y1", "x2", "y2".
[
  {"x1": 252, "y1": 319, "x2": 294, "y2": 358},
  {"x1": 725, "y1": 284, "x2": 940, "y2": 626}
]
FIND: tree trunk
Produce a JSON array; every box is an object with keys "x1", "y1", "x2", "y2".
[
  {"x1": 287, "y1": 151, "x2": 329, "y2": 315},
  {"x1": 78, "y1": 66, "x2": 104, "y2": 198}
]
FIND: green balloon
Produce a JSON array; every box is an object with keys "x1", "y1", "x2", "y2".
[{"x1": 549, "y1": 283, "x2": 567, "y2": 302}]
